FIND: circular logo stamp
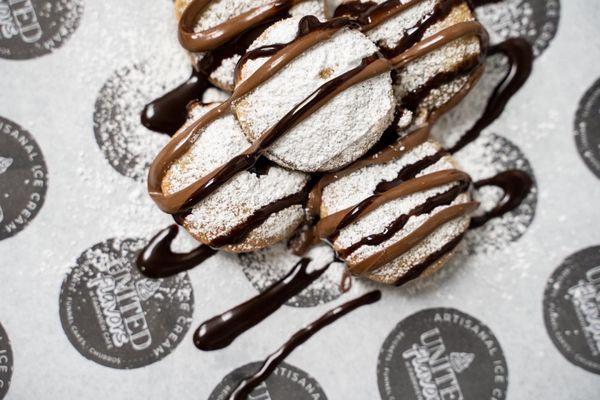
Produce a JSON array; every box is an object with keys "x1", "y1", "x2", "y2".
[
  {"x1": 378, "y1": 308, "x2": 508, "y2": 400},
  {"x1": 238, "y1": 243, "x2": 346, "y2": 308},
  {"x1": 0, "y1": 116, "x2": 48, "y2": 241},
  {"x1": 0, "y1": 0, "x2": 84, "y2": 60},
  {"x1": 59, "y1": 237, "x2": 194, "y2": 369},
  {"x1": 93, "y1": 59, "x2": 189, "y2": 182},
  {"x1": 543, "y1": 246, "x2": 600, "y2": 374},
  {"x1": 575, "y1": 78, "x2": 600, "y2": 180},
  {"x1": 0, "y1": 322, "x2": 13, "y2": 399},
  {"x1": 475, "y1": 0, "x2": 560, "y2": 57},
  {"x1": 209, "y1": 361, "x2": 328, "y2": 400},
  {"x1": 454, "y1": 133, "x2": 537, "y2": 255}
]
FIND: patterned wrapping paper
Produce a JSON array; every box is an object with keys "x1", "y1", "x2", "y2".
[{"x1": 1, "y1": 0, "x2": 600, "y2": 399}]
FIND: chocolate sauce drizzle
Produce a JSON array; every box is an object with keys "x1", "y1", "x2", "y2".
[
  {"x1": 141, "y1": 69, "x2": 212, "y2": 136},
  {"x1": 339, "y1": 180, "x2": 469, "y2": 258},
  {"x1": 229, "y1": 290, "x2": 382, "y2": 399},
  {"x1": 335, "y1": 0, "x2": 463, "y2": 57},
  {"x1": 449, "y1": 38, "x2": 533, "y2": 153},
  {"x1": 394, "y1": 232, "x2": 465, "y2": 286},
  {"x1": 138, "y1": 0, "x2": 532, "y2": 287},
  {"x1": 208, "y1": 181, "x2": 312, "y2": 247},
  {"x1": 470, "y1": 169, "x2": 533, "y2": 229},
  {"x1": 194, "y1": 258, "x2": 330, "y2": 351},
  {"x1": 137, "y1": 225, "x2": 216, "y2": 278},
  {"x1": 132, "y1": 2, "x2": 537, "y2": 380}
]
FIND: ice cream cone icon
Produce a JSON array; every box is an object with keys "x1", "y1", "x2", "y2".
[
  {"x1": 450, "y1": 352, "x2": 475, "y2": 374},
  {"x1": 0, "y1": 156, "x2": 13, "y2": 174}
]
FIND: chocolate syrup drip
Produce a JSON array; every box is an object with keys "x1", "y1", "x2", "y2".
[
  {"x1": 194, "y1": 258, "x2": 330, "y2": 351},
  {"x1": 247, "y1": 155, "x2": 273, "y2": 176},
  {"x1": 199, "y1": 20, "x2": 278, "y2": 77},
  {"x1": 334, "y1": 151, "x2": 456, "y2": 236},
  {"x1": 141, "y1": 69, "x2": 212, "y2": 136},
  {"x1": 233, "y1": 16, "x2": 358, "y2": 86},
  {"x1": 334, "y1": 0, "x2": 460, "y2": 57},
  {"x1": 208, "y1": 182, "x2": 311, "y2": 247},
  {"x1": 449, "y1": 38, "x2": 533, "y2": 153},
  {"x1": 394, "y1": 232, "x2": 464, "y2": 286},
  {"x1": 177, "y1": 54, "x2": 380, "y2": 213},
  {"x1": 336, "y1": 195, "x2": 378, "y2": 233},
  {"x1": 401, "y1": 55, "x2": 481, "y2": 112},
  {"x1": 470, "y1": 169, "x2": 532, "y2": 229},
  {"x1": 339, "y1": 181, "x2": 468, "y2": 257},
  {"x1": 333, "y1": 1, "x2": 377, "y2": 18},
  {"x1": 467, "y1": 0, "x2": 503, "y2": 9},
  {"x1": 136, "y1": 225, "x2": 216, "y2": 278},
  {"x1": 229, "y1": 290, "x2": 382, "y2": 400},
  {"x1": 380, "y1": 0, "x2": 461, "y2": 57},
  {"x1": 375, "y1": 150, "x2": 445, "y2": 193},
  {"x1": 234, "y1": 44, "x2": 285, "y2": 85},
  {"x1": 142, "y1": 15, "x2": 286, "y2": 135}
]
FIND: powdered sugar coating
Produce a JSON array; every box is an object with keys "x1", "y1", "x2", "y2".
[
  {"x1": 394, "y1": 4, "x2": 480, "y2": 95},
  {"x1": 322, "y1": 141, "x2": 442, "y2": 214},
  {"x1": 163, "y1": 104, "x2": 309, "y2": 252},
  {"x1": 290, "y1": 0, "x2": 325, "y2": 19},
  {"x1": 183, "y1": 0, "x2": 273, "y2": 32},
  {"x1": 365, "y1": 0, "x2": 438, "y2": 50},
  {"x1": 320, "y1": 139, "x2": 472, "y2": 284},
  {"x1": 209, "y1": 54, "x2": 241, "y2": 90},
  {"x1": 235, "y1": 17, "x2": 395, "y2": 172},
  {"x1": 203, "y1": 1, "x2": 325, "y2": 90}
]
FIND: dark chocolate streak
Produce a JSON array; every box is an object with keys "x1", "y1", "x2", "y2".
[
  {"x1": 194, "y1": 258, "x2": 330, "y2": 351},
  {"x1": 335, "y1": 0, "x2": 460, "y2": 57},
  {"x1": 232, "y1": 16, "x2": 351, "y2": 86},
  {"x1": 401, "y1": 55, "x2": 481, "y2": 112},
  {"x1": 234, "y1": 44, "x2": 285, "y2": 86},
  {"x1": 381, "y1": 0, "x2": 461, "y2": 57},
  {"x1": 142, "y1": 15, "x2": 288, "y2": 136},
  {"x1": 333, "y1": 156, "x2": 466, "y2": 240},
  {"x1": 137, "y1": 182, "x2": 312, "y2": 278},
  {"x1": 208, "y1": 182, "x2": 311, "y2": 247},
  {"x1": 394, "y1": 232, "x2": 464, "y2": 286},
  {"x1": 467, "y1": 0, "x2": 503, "y2": 9},
  {"x1": 449, "y1": 38, "x2": 533, "y2": 153},
  {"x1": 375, "y1": 150, "x2": 445, "y2": 193},
  {"x1": 141, "y1": 69, "x2": 212, "y2": 136},
  {"x1": 136, "y1": 225, "x2": 217, "y2": 278},
  {"x1": 229, "y1": 290, "x2": 382, "y2": 399},
  {"x1": 333, "y1": 0, "x2": 377, "y2": 18},
  {"x1": 332, "y1": 149, "x2": 447, "y2": 243},
  {"x1": 339, "y1": 180, "x2": 469, "y2": 258},
  {"x1": 470, "y1": 169, "x2": 533, "y2": 229}
]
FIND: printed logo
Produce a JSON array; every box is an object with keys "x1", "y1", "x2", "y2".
[
  {"x1": 0, "y1": 116, "x2": 48, "y2": 241},
  {"x1": 59, "y1": 237, "x2": 194, "y2": 369},
  {"x1": 0, "y1": 0, "x2": 84, "y2": 60},
  {"x1": 0, "y1": 322, "x2": 13, "y2": 400},
  {"x1": 377, "y1": 308, "x2": 508, "y2": 400},
  {"x1": 575, "y1": 78, "x2": 600, "y2": 180},
  {"x1": 209, "y1": 362, "x2": 328, "y2": 400},
  {"x1": 475, "y1": 0, "x2": 560, "y2": 57},
  {"x1": 238, "y1": 243, "x2": 346, "y2": 308},
  {"x1": 456, "y1": 133, "x2": 537, "y2": 255},
  {"x1": 93, "y1": 59, "x2": 189, "y2": 182},
  {"x1": 543, "y1": 246, "x2": 600, "y2": 374}
]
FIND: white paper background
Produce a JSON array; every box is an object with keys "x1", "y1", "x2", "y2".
[{"x1": 1, "y1": 0, "x2": 600, "y2": 399}]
